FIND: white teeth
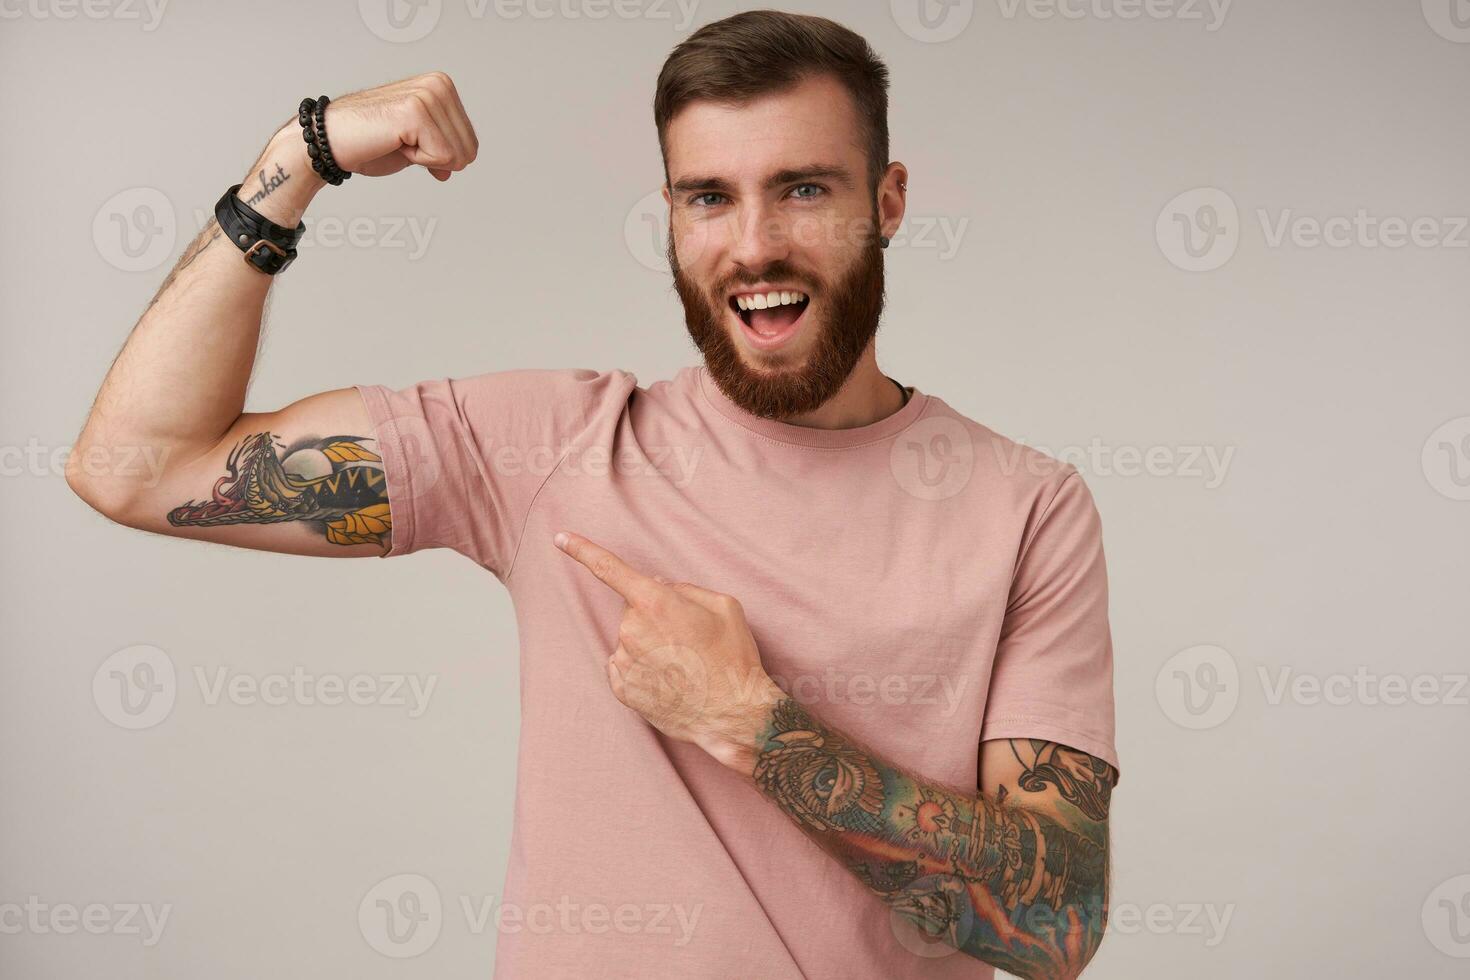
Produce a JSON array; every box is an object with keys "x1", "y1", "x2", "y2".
[{"x1": 733, "y1": 290, "x2": 808, "y2": 312}]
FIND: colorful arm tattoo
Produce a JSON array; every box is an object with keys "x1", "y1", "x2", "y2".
[
  {"x1": 752, "y1": 699, "x2": 1115, "y2": 979},
  {"x1": 167, "y1": 431, "x2": 392, "y2": 548}
]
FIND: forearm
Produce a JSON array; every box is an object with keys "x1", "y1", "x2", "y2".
[
  {"x1": 71, "y1": 121, "x2": 324, "y2": 501},
  {"x1": 727, "y1": 696, "x2": 1109, "y2": 979}
]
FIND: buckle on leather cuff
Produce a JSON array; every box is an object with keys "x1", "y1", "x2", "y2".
[{"x1": 243, "y1": 238, "x2": 294, "y2": 274}]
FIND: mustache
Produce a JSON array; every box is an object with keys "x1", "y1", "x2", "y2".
[{"x1": 714, "y1": 262, "x2": 817, "y2": 295}]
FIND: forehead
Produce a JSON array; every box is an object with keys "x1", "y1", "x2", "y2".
[{"x1": 663, "y1": 74, "x2": 866, "y2": 184}]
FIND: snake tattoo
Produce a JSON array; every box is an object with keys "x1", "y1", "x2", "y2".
[{"x1": 167, "y1": 431, "x2": 391, "y2": 547}]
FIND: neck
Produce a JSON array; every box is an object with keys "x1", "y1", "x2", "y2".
[{"x1": 780, "y1": 345, "x2": 904, "y2": 430}]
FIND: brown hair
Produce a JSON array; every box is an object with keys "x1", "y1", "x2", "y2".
[{"x1": 653, "y1": 10, "x2": 891, "y2": 193}]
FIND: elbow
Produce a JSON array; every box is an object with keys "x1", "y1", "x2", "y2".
[
  {"x1": 950, "y1": 896, "x2": 1108, "y2": 980},
  {"x1": 65, "y1": 448, "x2": 147, "y2": 528}
]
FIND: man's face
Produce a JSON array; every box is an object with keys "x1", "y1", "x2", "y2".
[{"x1": 663, "y1": 74, "x2": 889, "y2": 419}]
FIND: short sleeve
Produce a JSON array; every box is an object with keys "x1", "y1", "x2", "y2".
[
  {"x1": 980, "y1": 468, "x2": 1120, "y2": 781},
  {"x1": 354, "y1": 368, "x2": 637, "y2": 578}
]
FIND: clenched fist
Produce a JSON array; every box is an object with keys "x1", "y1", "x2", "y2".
[{"x1": 305, "y1": 72, "x2": 479, "y2": 182}]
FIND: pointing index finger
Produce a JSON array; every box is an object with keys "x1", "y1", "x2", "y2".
[{"x1": 555, "y1": 531, "x2": 662, "y2": 605}]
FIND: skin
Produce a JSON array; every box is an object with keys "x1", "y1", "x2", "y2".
[
  {"x1": 662, "y1": 74, "x2": 912, "y2": 429},
  {"x1": 554, "y1": 530, "x2": 1116, "y2": 979}
]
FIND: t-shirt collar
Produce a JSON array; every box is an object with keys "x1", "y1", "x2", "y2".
[{"x1": 695, "y1": 364, "x2": 929, "y2": 450}]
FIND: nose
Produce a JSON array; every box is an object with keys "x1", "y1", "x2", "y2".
[{"x1": 728, "y1": 200, "x2": 791, "y2": 272}]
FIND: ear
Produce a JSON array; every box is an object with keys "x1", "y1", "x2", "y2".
[{"x1": 877, "y1": 161, "x2": 908, "y2": 242}]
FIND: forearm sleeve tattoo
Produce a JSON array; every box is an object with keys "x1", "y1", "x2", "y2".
[{"x1": 753, "y1": 699, "x2": 1111, "y2": 979}]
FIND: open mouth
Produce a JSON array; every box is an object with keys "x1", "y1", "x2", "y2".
[{"x1": 729, "y1": 289, "x2": 811, "y2": 350}]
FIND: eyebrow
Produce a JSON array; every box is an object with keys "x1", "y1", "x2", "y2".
[{"x1": 669, "y1": 164, "x2": 855, "y2": 195}]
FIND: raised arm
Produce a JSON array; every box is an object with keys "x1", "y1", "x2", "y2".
[{"x1": 67, "y1": 73, "x2": 478, "y2": 557}]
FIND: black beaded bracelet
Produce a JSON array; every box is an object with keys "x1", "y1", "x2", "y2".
[{"x1": 298, "y1": 95, "x2": 351, "y2": 186}]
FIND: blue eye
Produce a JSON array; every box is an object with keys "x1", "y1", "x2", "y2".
[
  {"x1": 790, "y1": 184, "x2": 824, "y2": 200},
  {"x1": 691, "y1": 193, "x2": 726, "y2": 207}
]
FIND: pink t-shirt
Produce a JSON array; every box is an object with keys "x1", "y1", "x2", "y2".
[{"x1": 356, "y1": 364, "x2": 1118, "y2": 979}]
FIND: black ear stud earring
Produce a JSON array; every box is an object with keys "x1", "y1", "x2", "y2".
[{"x1": 879, "y1": 235, "x2": 891, "y2": 248}]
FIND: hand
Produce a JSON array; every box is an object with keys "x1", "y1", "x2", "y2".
[
  {"x1": 299, "y1": 72, "x2": 480, "y2": 182},
  {"x1": 554, "y1": 531, "x2": 784, "y2": 775}
]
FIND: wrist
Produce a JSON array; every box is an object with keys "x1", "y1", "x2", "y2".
[
  {"x1": 235, "y1": 125, "x2": 325, "y2": 228},
  {"x1": 699, "y1": 674, "x2": 785, "y2": 778}
]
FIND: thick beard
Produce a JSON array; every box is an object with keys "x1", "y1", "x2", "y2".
[{"x1": 670, "y1": 228, "x2": 886, "y2": 420}]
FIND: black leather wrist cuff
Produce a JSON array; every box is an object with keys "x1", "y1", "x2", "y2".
[{"x1": 215, "y1": 183, "x2": 305, "y2": 275}]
